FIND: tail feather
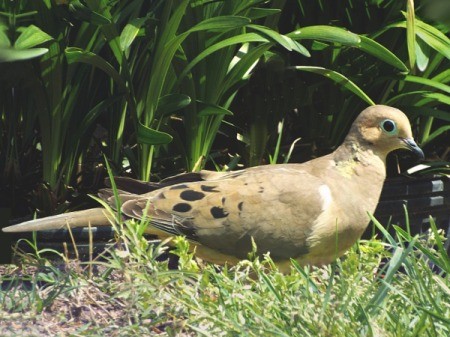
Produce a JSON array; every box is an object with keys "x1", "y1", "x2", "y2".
[{"x1": 2, "y1": 208, "x2": 112, "y2": 233}]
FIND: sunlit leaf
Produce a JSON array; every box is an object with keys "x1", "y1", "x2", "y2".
[
  {"x1": 249, "y1": 24, "x2": 310, "y2": 56},
  {"x1": 146, "y1": 14, "x2": 249, "y2": 122},
  {"x1": 431, "y1": 69, "x2": 450, "y2": 84},
  {"x1": 406, "y1": 0, "x2": 416, "y2": 70},
  {"x1": 177, "y1": 33, "x2": 269, "y2": 84},
  {"x1": 415, "y1": 19, "x2": 450, "y2": 59},
  {"x1": 415, "y1": 36, "x2": 430, "y2": 72},
  {"x1": 288, "y1": 25, "x2": 360, "y2": 45},
  {"x1": 0, "y1": 25, "x2": 10, "y2": 47},
  {"x1": 290, "y1": 26, "x2": 408, "y2": 71},
  {"x1": 120, "y1": 17, "x2": 146, "y2": 52},
  {"x1": 393, "y1": 16, "x2": 450, "y2": 59},
  {"x1": 14, "y1": 25, "x2": 53, "y2": 49},
  {"x1": 423, "y1": 92, "x2": 450, "y2": 105},
  {"x1": 221, "y1": 43, "x2": 270, "y2": 97},
  {"x1": 404, "y1": 75, "x2": 450, "y2": 94},
  {"x1": 0, "y1": 47, "x2": 48, "y2": 62}
]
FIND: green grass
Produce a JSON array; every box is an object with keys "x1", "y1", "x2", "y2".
[{"x1": 1, "y1": 219, "x2": 449, "y2": 336}]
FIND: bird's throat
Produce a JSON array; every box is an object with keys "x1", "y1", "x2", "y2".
[{"x1": 333, "y1": 142, "x2": 386, "y2": 179}]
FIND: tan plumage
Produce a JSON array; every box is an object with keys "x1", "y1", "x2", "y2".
[{"x1": 3, "y1": 105, "x2": 424, "y2": 271}]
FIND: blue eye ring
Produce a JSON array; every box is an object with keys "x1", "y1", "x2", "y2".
[{"x1": 380, "y1": 119, "x2": 397, "y2": 134}]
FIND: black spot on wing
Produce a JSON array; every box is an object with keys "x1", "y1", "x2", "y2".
[
  {"x1": 180, "y1": 190, "x2": 206, "y2": 201},
  {"x1": 221, "y1": 197, "x2": 226, "y2": 205},
  {"x1": 238, "y1": 201, "x2": 243, "y2": 211},
  {"x1": 258, "y1": 186, "x2": 264, "y2": 193},
  {"x1": 201, "y1": 185, "x2": 219, "y2": 192},
  {"x1": 170, "y1": 184, "x2": 189, "y2": 190},
  {"x1": 210, "y1": 206, "x2": 229, "y2": 219},
  {"x1": 172, "y1": 203, "x2": 192, "y2": 213}
]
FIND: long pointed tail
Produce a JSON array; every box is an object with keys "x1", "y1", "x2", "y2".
[{"x1": 2, "y1": 208, "x2": 112, "y2": 233}]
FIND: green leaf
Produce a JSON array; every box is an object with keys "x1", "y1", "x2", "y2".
[
  {"x1": 293, "y1": 66, "x2": 376, "y2": 105},
  {"x1": 0, "y1": 25, "x2": 10, "y2": 48},
  {"x1": 14, "y1": 25, "x2": 53, "y2": 49},
  {"x1": 65, "y1": 47, "x2": 126, "y2": 92},
  {"x1": 288, "y1": 25, "x2": 361, "y2": 45},
  {"x1": 69, "y1": 0, "x2": 111, "y2": 25},
  {"x1": 289, "y1": 40, "x2": 310, "y2": 57},
  {"x1": 432, "y1": 69, "x2": 450, "y2": 84},
  {"x1": 247, "y1": 8, "x2": 281, "y2": 20},
  {"x1": 197, "y1": 101, "x2": 233, "y2": 117},
  {"x1": 290, "y1": 26, "x2": 407, "y2": 71},
  {"x1": 423, "y1": 92, "x2": 450, "y2": 105},
  {"x1": 358, "y1": 36, "x2": 409, "y2": 72},
  {"x1": 189, "y1": 16, "x2": 250, "y2": 33},
  {"x1": 137, "y1": 123, "x2": 173, "y2": 145},
  {"x1": 422, "y1": 125, "x2": 450, "y2": 146},
  {"x1": 406, "y1": 1, "x2": 416, "y2": 70},
  {"x1": 311, "y1": 41, "x2": 329, "y2": 51},
  {"x1": 146, "y1": 14, "x2": 249, "y2": 121},
  {"x1": 393, "y1": 17, "x2": 450, "y2": 59},
  {"x1": 415, "y1": 19, "x2": 450, "y2": 59},
  {"x1": 177, "y1": 33, "x2": 270, "y2": 84},
  {"x1": 220, "y1": 43, "x2": 271, "y2": 98},
  {"x1": 0, "y1": 47, "x2": 48, "y2": 62},
  {"x1": 404, "y1": 75, "x2": 450, "y2": 94},
  {"x1": 385, "y1": 90, "x2": 430, "y2": 105},
  {"x1": 120, "y1": 17, "x2": 146, "y2": 52},
  {"x1": 249, "y1": 24, "x2": 310, "y2": 56},
  {"x1": 0, "y1": 25, "x2": 53, "y2": 62},
  {"x1": 156, "y1": 94, "x2": 191, "y2": 117},
  {"x1": 415, "y1": 36, "x2": 430, "y2": 72}
]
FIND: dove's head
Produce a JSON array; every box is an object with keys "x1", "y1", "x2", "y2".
[{"x1": 349, "y1": 105, "x2": 424, "y2": 159}]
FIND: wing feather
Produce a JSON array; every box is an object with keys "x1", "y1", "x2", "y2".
[{"x1": 118, "y1": 166, "x2": 326, "y2": 261}]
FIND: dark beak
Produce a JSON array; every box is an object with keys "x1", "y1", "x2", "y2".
[{"x1": 400, "y1": 138, "x2": 424, "y2": 160}]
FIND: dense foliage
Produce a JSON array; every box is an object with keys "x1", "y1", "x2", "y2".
[{"x1": 0, "y1": 0, "x2": 449, "y2": 216}]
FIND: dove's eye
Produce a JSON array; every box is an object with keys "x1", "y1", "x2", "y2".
[{"x1": 380, "y1": 119, "x2": 397, "y2": 134}]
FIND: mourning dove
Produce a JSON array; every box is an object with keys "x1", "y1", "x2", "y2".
[{"x1": 3, "y1": 105, "x2": 424, "y2": 271}]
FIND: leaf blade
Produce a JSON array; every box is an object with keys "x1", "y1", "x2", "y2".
[{"x1": 293, "y1": 66, "x2": 376, "y2": 105}]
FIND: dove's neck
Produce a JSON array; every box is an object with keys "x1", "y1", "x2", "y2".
[{"x1": 332, "y1": 138, "x2": 387, "y2": 180}]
